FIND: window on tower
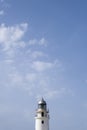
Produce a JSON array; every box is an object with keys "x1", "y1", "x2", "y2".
[
  {"x1": 42, "y1": 120, "x2": 44, "y2": 124},
  {"x1": 41, "y1": 112, "x2": 44, "y2": 117}
]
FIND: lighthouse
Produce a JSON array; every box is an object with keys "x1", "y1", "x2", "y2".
[{"x1": 35, "y1": 98, "x2": 49, "y2": 130}]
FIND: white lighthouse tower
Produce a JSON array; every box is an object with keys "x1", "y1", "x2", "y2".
[{"x1": 35, "y1": 98, "x2": 49, "y2": 130}]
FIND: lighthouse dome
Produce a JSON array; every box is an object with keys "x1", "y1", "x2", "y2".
[
  {"x1": 38, "y1": 98, "x2": 46, "y2": 105},
  {"x1": 38, "y1": 98, "x2": 47, "y2": 110}
]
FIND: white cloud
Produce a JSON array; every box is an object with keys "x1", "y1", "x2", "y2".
[
  {"x1": 32, "y1": 61, "x2": 55, "y2": 72},
  {"x1": 28, "y1": 39, "x2": 37, "y2": 45},
  {"x1": 31, "y1": 60, "x2": 59, "y2": 72},
  {"x1": 31, "y1": 51, "x2": 46, "y2": 59},
  {"x1": 28, "y1": 38, "x2": 47, "y2": 46},
  {"x1": 0, "y1": 10, "x2": 4, "y2": 16},
  {"x1": 4, "y1": 59, "x2": 14, "y2": 64},
  {"x1": 39, "y1": 38, "x2": 47, "y2": 46},
  {"x1": 31, "y1": 61, "x2": 54, "y2": 72},
  {"x1": 0, "y1": 23, "x2": 28, "y2": 51},
  {"x1": 26, "y1": 73, "x2": 37, "y2": 82}
]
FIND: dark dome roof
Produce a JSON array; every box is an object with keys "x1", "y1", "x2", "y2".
[{"x1": 38, "y1": 98, "x2": 46, "y2": 105}]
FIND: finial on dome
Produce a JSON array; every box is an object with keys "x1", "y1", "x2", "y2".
[{"x1": 38, "y1": 97, "x2": 46, "y2": 105}]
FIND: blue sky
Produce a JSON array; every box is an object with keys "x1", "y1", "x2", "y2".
[{"x1": 0, "y1": 0, "x2": 87, "y2": 130}]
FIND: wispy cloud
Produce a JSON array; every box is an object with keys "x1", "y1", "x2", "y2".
[
  {"x1": 28, "y1": 38, "x2": 47, "y2": 46},
  {"x1": 30, "y1": 51, "x2": 46, "y2": 59},
  {"x1": 0, "y1": 23, "x2": 28, "y2": 61},
  {"x1": 26, "y1": 73, "x2": 37, "y2": 82},
  {"x1": 85, "y1": 80, "x2": 87, "y2": 84},
  {"x1": 0, "y1": 10, "x2": 4, "y2": 16},
  {"x1": 0, "y1": 0, "x2": 4, "y2": 3},
  {"x1": 0, "y1": 23, "x2": 28, "y2": 50},
  {"x1": 31, "y1": 61, "x2": 55, "y2": 72},
  {"x1": 36, "y1": 86, "x2": 73, "y2": 100},
  {"x1": 0, "y1": 0, "x2": 10, "y2": 17},
  {"x1": 0, "y1": 22, "x2": 69, "y2": 100}
]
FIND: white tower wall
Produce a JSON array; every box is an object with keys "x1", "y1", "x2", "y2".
[{"x1": 35, "y1": 117, "x2": 49, "y2": 130}]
